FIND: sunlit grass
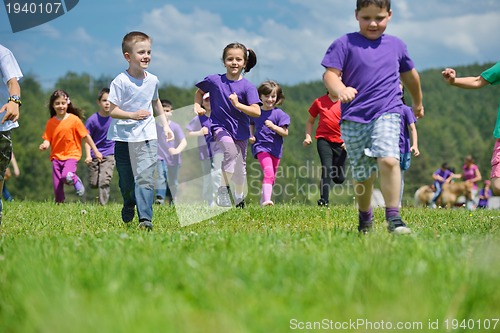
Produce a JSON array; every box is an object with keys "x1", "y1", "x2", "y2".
[{"x1": 1, "y1": 201, "x2": 499, "y2": 333}]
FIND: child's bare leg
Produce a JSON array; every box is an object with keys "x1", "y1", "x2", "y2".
[
  {"x1": 355, "y1": 174, "x2": 375, "y2": 212},
  {"x1": 492, "y1": 177, "x2": 500, "y2": 196},
  {"x1": 378, "y1": 157, "x2": 401, "y2": 208}
]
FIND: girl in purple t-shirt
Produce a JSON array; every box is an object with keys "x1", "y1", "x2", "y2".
[
  {"x1": 250, "y1": 81, "x2": 290, "y2": 206},
  {"x1": 194, "y1": 42, "x2": 261, "y2": 208}
]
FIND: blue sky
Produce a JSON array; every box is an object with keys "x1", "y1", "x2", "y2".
[{"x1": 1, "y1": 0, "x2": 499, "y2": 89}]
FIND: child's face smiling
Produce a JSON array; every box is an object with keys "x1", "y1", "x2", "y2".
[
  {"x1": 224, "y1": 48, "x2": 246, "y2": 80},
  {"x1": 356, "y1": 4, "x2": 392, "y2": 40},
  {"x1": 53, "y1": 96, "x2": 68, "y2": 117},
  {"x1": 261, "y1": 90, "x2": 277, "y2": 111},
  {"x1": 126, "y1": 40, "x2": 152, "y2": 73}
]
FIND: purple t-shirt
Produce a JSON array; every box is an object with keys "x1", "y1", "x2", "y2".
[
  {"x1": 195, "y1": 74, "x2": 261, "y2": 140},
  {"x1": 250, "y1": 108, "x2": 290, "y2": 159},
  {"x1": 434, "y1": 168, "x2": 452, "y2": 185},
  {"x1": 321, "y1": 32, "x2": 414, "y2": 123},
  {"x1": 157, "y1": 120, "x2": 185, "y2": 166},
  {"x1": 85, "y1": 112, "x2": 115, "y2": 158},
  {"x1": 186, "y1": 115, "x2": 213, "y2": 160},
  {"x1": 400, "y1": 106, "x2": 417, "y2": 154}
]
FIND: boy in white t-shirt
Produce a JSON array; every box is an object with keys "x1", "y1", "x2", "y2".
[{"x1": 107, "y1": 31, "x2": 174, "y2": 231}]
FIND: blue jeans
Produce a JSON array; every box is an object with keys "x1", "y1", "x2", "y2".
[
  {"x1": 431, "y1": 181, "x2": 443, "y2": 203},
  {"x1": 156, "y1": 160, "x2": 180, "y2": 201},
  {"x1": 115, "y1": 140, "x2": 157, "y2": 222}
]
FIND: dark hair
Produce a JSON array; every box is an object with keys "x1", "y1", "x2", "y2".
[
  {"x1": 257, "y1": 80, "x2": 285, "y2": 106},
  {"x1": 48, "y1": 89, "x2": 83, "y2": 119},
  {"x1": 98, "y1": 87, "x2": 110, "y2": 101},
  {"x1": 222, "y1": 42, "x2": 257, "y2": 73},
  {"x1": 441, "y1": 162, "x2": 449, "y2": 169},
  {"x1": 161, "y1": 99, "x2": 172, "y2": 108},
  {"x1": 356, "y1": 0, "x2": 391, "y2": 11},
  {"x1": 122, "y1": 31, "x2": 151, "y2": 54}
]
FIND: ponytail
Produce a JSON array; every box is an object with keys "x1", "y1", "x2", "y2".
[
  {"x1": 245, "y1": 48, "x2": 257, "y2": 73},
  {"x1": 222, "y1": 42, "x2": 257, "y2": 74}
]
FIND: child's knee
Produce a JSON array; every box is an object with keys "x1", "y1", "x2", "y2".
[{"x1": 379, "y1": 157, "x2": 399, "y2": 169}]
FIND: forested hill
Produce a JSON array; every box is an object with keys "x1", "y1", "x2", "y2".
[{"x1": 12, "y1": 62, "x2": 498, "y2": 204}]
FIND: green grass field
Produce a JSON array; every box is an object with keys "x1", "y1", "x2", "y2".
[{"x1": 1, "y1": 201, "x2": 499, "y2": 333}]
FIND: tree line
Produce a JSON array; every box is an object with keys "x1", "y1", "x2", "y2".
[{"x1": 9, "y1": 63, "x2": 497, "y2": 205}]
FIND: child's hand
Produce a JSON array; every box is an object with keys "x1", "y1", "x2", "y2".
[
  {"x1": 85, "y1": 156, "x2": 93, "y2": 164},
  {"x1": 201, "y1": 127, "x2": 209, "y2": 135},
  {"x1": 249, "y1": 136, "x2": 256, "y2": 144},
  {"x1": 39, "y1": 141, "x2": 49, "y2": 151},
  {"x1": 264, "y1": 120, "x2": 275, "y2": 130},
  {"x1": 413, "y1": 105, "x2": 424, "y2": 119},
  {"x1": 164, "y1": 128, "x2": 175, "y2": 142},
  {"x1": 95, "y1": 151, "x2": 103, "y2": 162},
  {"x1": 133, "y1": 110, "x2": 151, "y2": 121},
  {"x1": 168, "y1": 147, "x2": 178, "y2": 155},
  {"x1": 229, "y1": 93, "x2": 239, "y2": 107},
  {"x1": 441, "y1": 68, "x2": 456, "y2": 84},
  {"x1": 195, "y1": 106, "x2": 206, "y2": 116},
  {"x1": 411, "y1": 145, "x2": 420, "y2": 157},
  {"x1": 338, "y1": 87, "x2": 358, "y2": 103},
  {"x1": 303, "y1": 137, "x2": 312, "y2": 147}
]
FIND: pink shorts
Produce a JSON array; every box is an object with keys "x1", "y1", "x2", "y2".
[{"x1": 490, "y1": 139, "x2": 500, "y2": 179}]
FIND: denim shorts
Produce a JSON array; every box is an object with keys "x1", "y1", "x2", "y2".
[
  {"x1": 341, "y1": 112, "x2": 400, "y2": 181},
  {"x1": 400, "y1": 152, "x2": 412, "y2": 171}
]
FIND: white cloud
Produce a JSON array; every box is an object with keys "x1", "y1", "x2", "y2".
[{"x1": 6, "y1": 0, "x2": 499, "y2": 89}]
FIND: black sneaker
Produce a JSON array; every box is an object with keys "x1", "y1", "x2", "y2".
[
  {"x1": 358, "y1": 220, "x2": 373, "y2": 234},
  {"x1": 317, "y1": 198, "x2": 329, "y2": 207},
  {"x1": 138, "y1": 220, "x2": 153, "y2": 231},
  {"x1": 121, "y1": 206, "x2": 135, "y2": 223},
  {"x1": 235, "y1": 198, "x2": 245, "y2": 209},
  {"x1": 387, "y1": 216, "x2": 411, "y2": 234},
  {"x1": 216, "y1": 186, "x2": 232, "y2": 207}
]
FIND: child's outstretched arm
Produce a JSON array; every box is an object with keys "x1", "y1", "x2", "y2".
[
  {"x1": 153, "y1": 99, "x2": 174, "y2": 142},
  {"x1": 84, "y1": 135, "x2": 103, "y2": 162},
  {"x1": 400, "y1": 69, "x2": 424, "y2": 119},
  {"x1": 441, "y1": 68, "x2": 489, "y2": 89},
  {"x1": 409, "y1": 123, "x2": 419, "y2": 156},
  {"x1": 303, "y1": 115, "x2": 316, "y2": 147}
]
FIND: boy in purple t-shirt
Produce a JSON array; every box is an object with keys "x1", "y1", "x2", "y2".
[
  {"x1": 155, "y1": 99, "x2": 187, "y2": 205},
  {"x1": 249, "y1": 80, "x2": 290, "y2": 206},
  {"x1": 84, "y1": 88, "x2": 115, "y2": 205},
  {"x1": 321, "y1": 0, "x2": 424, "y2": 234}
]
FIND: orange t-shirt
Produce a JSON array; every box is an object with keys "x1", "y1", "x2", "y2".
[{"x1": 42, "y1": 113, "x2": 89, "y2": 161}]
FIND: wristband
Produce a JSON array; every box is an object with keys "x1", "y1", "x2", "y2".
[{"x1": 8, "y1": 95, "x2": 22, "y2": 106}]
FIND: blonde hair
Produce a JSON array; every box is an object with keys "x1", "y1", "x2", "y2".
[{"x1": 122, "y1": 31, "x2": 151, "y2": 54}]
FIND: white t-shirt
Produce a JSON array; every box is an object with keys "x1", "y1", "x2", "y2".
[
  {"x1": 107, "y1": 70, "x2": 159, "y2": 142},
  {"x1": 0, "y1": 44, "x2": 22, "y2": 131}
]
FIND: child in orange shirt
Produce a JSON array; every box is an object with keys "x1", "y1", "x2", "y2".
[{"x1": 39, "y1": 90, "x2": 102, "y2": 203}]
